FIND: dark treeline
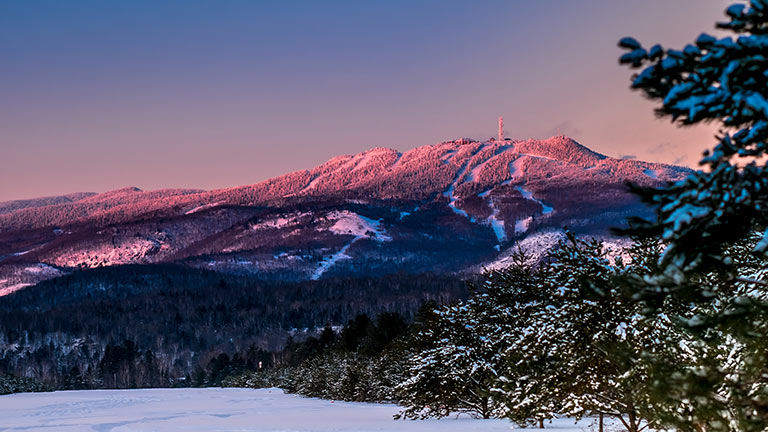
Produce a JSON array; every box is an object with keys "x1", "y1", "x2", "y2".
[
  {"x1": 0, "y1": 265, "x2": 468, "y2": 389},
  {"x1": 225, "y1": 309, "x2": 422, "y2": 403}
]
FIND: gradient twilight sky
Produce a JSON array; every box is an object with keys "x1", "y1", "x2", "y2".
[{"x1": 1, "y1": 1, "x2": 731, "y2": 202}]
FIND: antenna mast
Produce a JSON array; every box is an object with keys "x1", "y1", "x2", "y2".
[{"x1": 498, "y1": 116, "x2": 504, "y2": 141}]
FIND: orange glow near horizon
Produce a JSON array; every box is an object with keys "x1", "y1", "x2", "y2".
[{"x1": 1, "y1": 0, "x2": 728, "y2": 201}]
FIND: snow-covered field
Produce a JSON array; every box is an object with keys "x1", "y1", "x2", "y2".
[{"x1": 0, "y1": 388, "x2": 608, "y2": 431}]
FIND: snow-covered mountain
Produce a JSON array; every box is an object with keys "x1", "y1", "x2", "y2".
[{"x1": 0, "y1": 136, "x2": 690, "y2": 295}]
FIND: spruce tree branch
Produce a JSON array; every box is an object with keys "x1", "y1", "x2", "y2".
[
  {"x1": 455, "y1": 397, "x2": 483, "y2": 415},
  {"x1": 733, "y1": 277, "x2": 768, "y2": 287}
]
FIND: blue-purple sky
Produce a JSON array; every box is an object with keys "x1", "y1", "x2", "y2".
[{"x1": 1, "y1": 0, "x2": 730, "y2": 201}]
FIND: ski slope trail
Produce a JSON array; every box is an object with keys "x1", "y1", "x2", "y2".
[
  {"x1": 516, "y1": 185, "x2": 554, "y2": 215},
  {"x1": 311, "y1": 237, "x2": 360, "y2": 280},
  {"x1": 442, "y1": 143, "x2": 487, "y2": 220},
  {"x1": 0, "y1": 387, "x2": 617, "y2": 431}
]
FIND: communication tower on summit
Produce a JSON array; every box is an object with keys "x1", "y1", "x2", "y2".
[{"x1": 498, "y1": 116, "x2": 504, "y2": 142}]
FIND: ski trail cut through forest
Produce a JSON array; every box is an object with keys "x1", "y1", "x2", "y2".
[{"x1": 442, "y1": 144, "x2": 488, "y2": 220}]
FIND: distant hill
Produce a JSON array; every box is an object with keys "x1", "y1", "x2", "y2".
[
  {"x1": 0, "y1": 192, "x2": 97, "y2": 216},
  {"x1": 0, "y1": 135, "x2": 691, "y2": 295}
]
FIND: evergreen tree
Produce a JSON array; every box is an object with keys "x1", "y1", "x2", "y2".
[
  {"x1": 493, "y1": 236, "x2": 679, "y2": 431},
  {"x1": 619, "y1": 0, "x2": 768, "y2": 271},
  {"x1": 475, "y1": 250, "x2": 559, "y2": 427},
  {"x1": 630, "y1": 233, "x2": 768, "y2": 431},
  {"x1": 619, "y1": 1, "x2": 768, "y2": 429},
  {"x1": 395, "y1": 271, "x2": 531, "y2": 420},
  {"x1": 396, "y1": 300, "x2": 506, "y2": 419}
]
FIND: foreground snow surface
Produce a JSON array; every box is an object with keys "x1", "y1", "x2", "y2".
[{"x1": 0, "y1": 388, "x2": 606, "y2": 432}]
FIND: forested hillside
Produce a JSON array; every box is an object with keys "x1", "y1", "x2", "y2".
[
  {"x1": 0, "y1": 268, "x2": 466, "y2": 389},
  {"x1": 0, "y1": 136, "x2": 689, "y2": 295}
]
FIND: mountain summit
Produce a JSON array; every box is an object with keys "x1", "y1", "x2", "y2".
[{"x1": 0, "y1": 136, "x2": 690, "y2": 294}]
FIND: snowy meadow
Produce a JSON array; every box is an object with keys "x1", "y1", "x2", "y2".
[{"x1": 0, "y1": 388, "x2": 612, "y2": 432}]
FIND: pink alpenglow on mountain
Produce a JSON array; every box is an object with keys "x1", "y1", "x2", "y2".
[{"x1": 0, "y1": 136, "x2": 690, "y2": 295}]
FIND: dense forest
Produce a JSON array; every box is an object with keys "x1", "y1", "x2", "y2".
[{"x1": 0, "y1": 266, "x2": 467, "y2": 390}]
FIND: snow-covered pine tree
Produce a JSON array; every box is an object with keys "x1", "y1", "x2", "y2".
[
  {"x1": 500, "y1": 235, "x2": 677, "y2": 432},
  {"x1": 619, "y1": 0, "x2": 768, "y2": 272},
  {"x1": 395, "y1": 298, "x2": 507, "y2": 420},
  {"x1": 358, "y1": 344, "x2": 409, "y2": 402},
  {"x1": 619, "y1": 1, "x2": 768, "y2": 429},
  {"x1": 476, "y1": 250, "x2": 561, "y2": 428},
  {"x1": 631, "y1": 233, "x2": 768, "y2": 431}
]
